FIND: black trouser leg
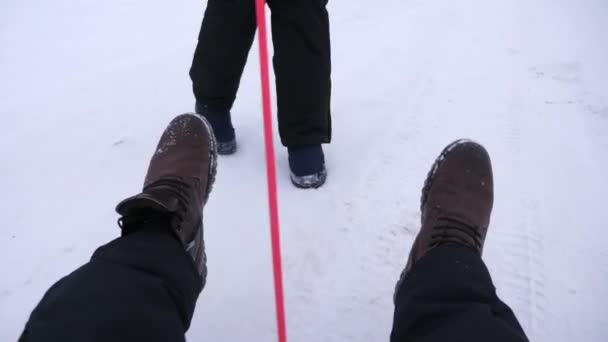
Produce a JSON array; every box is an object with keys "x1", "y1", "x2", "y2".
[
  {"x1": 391, "y1": 245, "x2": 529, "y2": 342},
  {"x1": 20, "y1": 228, "x2": 203, "y2": 342},
  {"x1": 190, "y1": 0, "x2": 257, "y2": 113},
  {"x1": 268, "y1": 0, "x2": 332, "y2": 146}
]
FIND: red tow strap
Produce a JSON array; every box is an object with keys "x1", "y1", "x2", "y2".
[{"x1": 254, "y1": 1, "x2": 287, "y2": 342}]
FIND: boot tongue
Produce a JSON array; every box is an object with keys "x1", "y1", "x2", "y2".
[{"x1": 430, "y1": 216, "x2": 483, "y2": 252}]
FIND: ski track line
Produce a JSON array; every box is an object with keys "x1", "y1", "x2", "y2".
[{"x1": 495, "y1": 97, "x2": 549, "y2": 340}]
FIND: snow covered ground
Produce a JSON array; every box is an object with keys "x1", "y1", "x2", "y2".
[{"x1": 1, "y1": 0, "x2": 607, "y2": 340}]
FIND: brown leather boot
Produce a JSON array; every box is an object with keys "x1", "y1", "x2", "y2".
[
  {"x1": 115, "y1": 113, "x2": 217, "y2": 280},
  {"x1": 405, "y1": 139, "x2": 494, "y2": 274}
]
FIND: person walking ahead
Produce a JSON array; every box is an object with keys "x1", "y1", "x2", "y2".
[{"x1": 190, "y1": 0, "x2": 332, "y2": 189}]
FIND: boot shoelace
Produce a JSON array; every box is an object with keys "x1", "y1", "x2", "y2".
[
  {"x1": 429, "y1": 216, "x2": 482, "y2": 251},
  {"x1": 145, "y1": 178, "x2": 195, "y2": 230},
  {"x1": 118, "y1": 178, "x2": 195, "y2": 232}
]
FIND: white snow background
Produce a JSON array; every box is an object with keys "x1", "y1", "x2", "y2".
[{"x1": 1, "y1": 0, "x2": 607, "y2": 341}]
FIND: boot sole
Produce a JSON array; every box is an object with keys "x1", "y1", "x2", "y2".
[
  {"x1": 420, "y1": 139, "x2": 476, "y2": 214},
  {"x1": 290, "y1": 168, "x2": 328, "y2": 189},
  {"x1": 217, "y1": 139, "x2": 237, "y2": 155}
]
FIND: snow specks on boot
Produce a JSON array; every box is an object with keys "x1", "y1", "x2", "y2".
[
  {"x1": 420, "y1": 139, "x2": 475, "y2": 213},
  {"x1": 155, "y1": 113, "x2": 215, "y2": 156}
]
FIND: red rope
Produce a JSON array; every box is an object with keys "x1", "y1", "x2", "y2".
[{"x1": 254, "y1": 2, "x2": 287, "y2": 342}]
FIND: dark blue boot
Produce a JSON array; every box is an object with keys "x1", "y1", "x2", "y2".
[
  {"x1": 288, "y1": 145, "x2": 327, "y2": 189},
  {"x1": 195, "y1": 102, "x2": 237, "y2": 155}
]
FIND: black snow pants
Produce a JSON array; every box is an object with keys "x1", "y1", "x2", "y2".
[
  {"x1": 20, "y1": 233, "x2": 528, "y2": 341},
  {"x1": 19, "y1": 227, "x2": 202, "y2": 342},
  {"x1": 391, "y1": 245, "x2": 529, "y2": 342},
  {"x1": 190, "y1": 0, "x2": 332, "y2": 147}
]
